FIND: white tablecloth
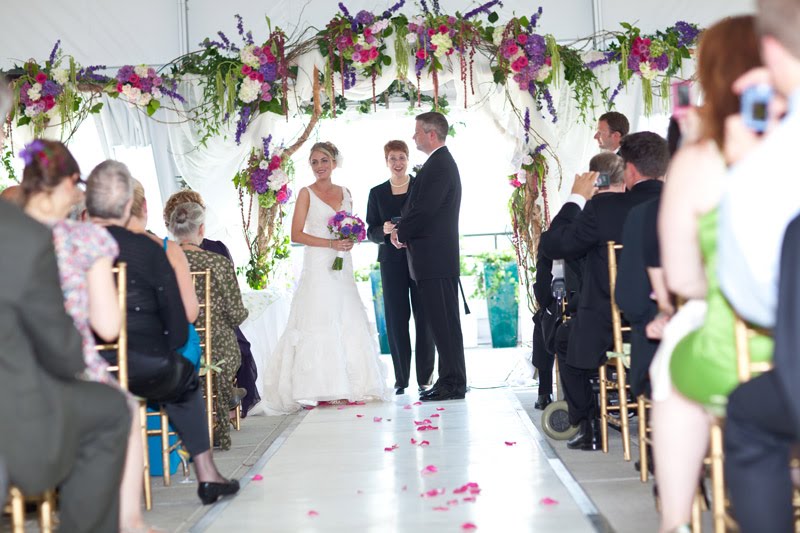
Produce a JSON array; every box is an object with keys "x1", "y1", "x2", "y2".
[{"x1": 239, "y1": 287, "x2": 292, "y2": 416}]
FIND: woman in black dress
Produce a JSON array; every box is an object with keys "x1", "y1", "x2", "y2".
[{"x1": 366, "y1": 140, "x2": 435, "y2": 395}]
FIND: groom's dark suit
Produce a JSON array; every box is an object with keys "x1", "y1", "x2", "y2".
[
  {"x1": 397, "y1": 146, "x2": 467, "y2": 395},
  {"x1": 0, "y1": 201, "x2": 130, "y2": 533}
]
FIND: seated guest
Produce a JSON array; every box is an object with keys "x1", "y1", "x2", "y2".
[
  {"x1": 164, "y1": 189, "x2": 261, "y2": 417},
  {"x1": 19, "y1": 140, "x2": 155, "y2": 531},
  {"x1": 0, "y1": 192, "x2": 130, "y2": 533},
  {"x1": 0, "y1": 184, "x2": 22, "y2": 204},
  {"x1": 539, "y1": 142, "x2": 666, "y2": 451},
  {"x1": 169, "y1": 201, "x2": 249, "y2": 450},
  {"x1": 85, "y1": 160, "x2": 239, "y2": 505},
  {"x1": 649, "y1": 16, "x2": 766, "y2": 532},
  {"x1": 531, "y1": 252, "x2": 556, "y2": 409}
]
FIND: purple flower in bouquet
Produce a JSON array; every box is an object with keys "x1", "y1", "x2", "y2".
[
  {"x1": 327, "y1": 210, "x2": 366, "y2": 270},
  {"x1": 673, "y1": 21, "x2": 700, "y2": 49},
  {"x1": 48, "y1": 40, "x2": 61, "y2": 66},
  {"x1": 354, "y1": 10, "x2": 374, "y2": 25},
  {"x1": 652, "y1": 53, "x2": 669, "y2": 71},
  {"x1": 116, "y1": 65, "x2": 135, "y2": 83},
  {"x1": 262, "y1": 63, "x2": 278, "y2": 82}
]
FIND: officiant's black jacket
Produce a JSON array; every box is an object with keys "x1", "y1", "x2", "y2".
[
  {"x1": 366, "y1": 178, "x2": 414, "y2": 263},
  {"x1": 397, "y1": 146, "x2": 461, "y2": 281},
  {"x1": 539, "y1": 179, "x2": 663, "y2": 369}
]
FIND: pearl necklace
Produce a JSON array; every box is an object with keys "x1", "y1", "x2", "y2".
[{"x1": 390, "y1": 176, "x2": 410, "y2": 188}]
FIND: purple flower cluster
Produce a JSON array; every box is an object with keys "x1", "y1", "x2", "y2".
[
  {"x1": 381, "y1": 0, "x2": 406, "y2": 19},
  {"x1": 77, "y1": 65, "x2": 109, "y2": 83},
  {"x1": 608, "y1": 81, "x2": 623, "y2": 106},
  {"x1": 354, "y1": 10, "x2": 374, "y2": 25},
  {"x1": 343, "y1": 64, "x2": 357, "y2": 90},
  {"x1": 328, "y1": 211, "x2": 367, "y2": 242},
  {"x1": 542, "y1": 86, "x2": 557, "y2": 123},
  {"x1": 533, "y1": 143, "x2": 547, "y2": 157},
  {"x1": 235, "y1": 14, "x2": 255, "y2": 46},
  {"x1": 338, "y1": 2, "x2": 352, "y2": 20},
  {"x1": 673, "y1": 21, "x2": 700, "y2": 49},
  {"x1": 48, "y1": 40, "x2": 61, "y2": 66},
  {"x1": 528, "y1": 6, "x2": 544, "y2": 31},
  {"x1": 235, "y1": 106, "x2": 251, "y2": 145},
  {"x1": 432, "y1": 0, "x2": 441, "y2": 16},
  {"x1": 584, "y1": 51, "x2": 616, "y2": 70},
  {"x1": 420, "y1": 0, "x2": 430, "y2": 15},
  {"x1": 19, "y1": 140, "x2": 46, "y2": 166},
  {"x1": 464, "y1": 0, "x2": 503, "y2": 21},
  {"x1": 523, "y1": 108, "x2": 530, "y2": 145}
]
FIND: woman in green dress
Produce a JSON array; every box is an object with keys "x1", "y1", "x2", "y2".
[
  {"x1": 169, "y1": 202, "x2": 249, "y2": 451},
  {"x1": 650, "y1": 15, "x2": 770, "y2": 533}
]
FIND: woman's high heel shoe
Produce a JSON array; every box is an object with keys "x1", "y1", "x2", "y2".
[{"x1": 197, "y1": 479, "x2": 240, "y2": 505}]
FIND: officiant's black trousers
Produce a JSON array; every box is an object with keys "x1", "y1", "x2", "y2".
[
  {"x1": 416, "y1": 277, "x2": 467, "y2": 392},
  {"x1": 381, "y1": 259, "x2": 435, "y2": 389},
  {"x1": 725, "y1": 371, "x2": 795, "y2": 533}
]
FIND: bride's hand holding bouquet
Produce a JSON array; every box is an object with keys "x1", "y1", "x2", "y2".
[{"x1": 327, "y1": 211, "x2": 366, "y2": 270}]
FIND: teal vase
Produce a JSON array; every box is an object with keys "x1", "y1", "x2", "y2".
[
  {"x1": 484, "y1": 260, "x2": 519, "y2": 348},
  {"x1": 370, "y1": 270, "x2": 391, "y2": 354}
]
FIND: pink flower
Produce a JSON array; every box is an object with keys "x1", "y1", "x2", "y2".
[
  {"x1": 511, "y1": 57, "x2": 528, "y2": 72},
  {"x1": 269, "y1": 155, "x2": 282, "y2": 170},
  {"x1": 353, "y1": 51, "x2": 362, "y2": 62},
  {"x1": 249, "y1": 72, "x2": 258, "y2": 80},
  {"x1": 35, "y1": 72, "x2": 47, "y2": 84},
  {"x1": 256, "y1": 72, "x2": 265, "y2": 82},
  {"x1": 438, "y1": 24, "x2": 449, "y2": 34},
  {"x1": 116, "y1": 82, "x2": 123, "y2": 93},
  {"x1": 427, "y1": 28, "x2": 436, "y2": 37},
  {"x1": 408, "y1": 23, "x2": 418, "y2": 32},
  {"x1": 545, "y1": 56, "x2": 552, "y2": 66},
  {"x1": 259, "y1": 54, "x2": 268, "y2": 65},
  {"x1": 416, "y1": 49, "x2": 427, "y2": 60},
  {"x1": 129, "y1": 73, "x2": 140, "y2": 85},
  {"x1": 364, "y1": 28, "x2": 373, "y2": 37},
  {"x1": 369, "y1": 47, "x2": 379, "y2": 60},
  {"x1": 448, "y1": 16, "x2": 456, "y2": 24},
  {"x1": 517, "y1": 34, "x2": 529, "y2": 44},
  {"x1": 507, "y1": 44, "x2": 519, "y2": 56},
  {"x1": 276, "y1": 186, "x2": 289, "y2": 203},
  {"x1": 511, "y1": 179, "x2": 522, "y2": 188}
]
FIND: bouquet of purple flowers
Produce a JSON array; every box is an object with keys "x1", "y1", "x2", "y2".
[{"x1": 327, "y1": 210, "x2": 366, "y2": 270}]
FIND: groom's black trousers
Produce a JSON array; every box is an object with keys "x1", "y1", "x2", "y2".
[
  {"x1": 416, "y1": 277, "x2": 467, "y2": 393},
  {"x1": 380, "y1": 259, "x2": 435, "y2": 389}
]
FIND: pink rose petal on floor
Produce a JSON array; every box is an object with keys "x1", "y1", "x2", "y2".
[
  {"x1": 540, "y1": 497, "x2": 559, "y2": 506},
  {"x1": 436, "y1": 407, "x2": 445, "y2": 411},
  {"x1": 417, "y1": 425, "x2": 439, "y2": 431},
  {"x1": 430, "y1": 413, "x2": 440, "y2": 417},
  {"x1": 432, "y1": 506, "x2": 449, "y2": 511},
  {"x1": 413, "y1": 419, "x2": 432, "y2": 426},
  {"x1": 403, "y1": 405, "x2": 413, "y2": 410},
  {"x1": 356, "y1": 414, "x2": 364, "y2": 418},
  {"x1": 447, "y1": 499, "x2": 459, "y2": 506},
  {"x1": 462, "y1": 523, "x2": 478, "y2": 530},
  {"x1": 384, "y1": 444, "x2": 399, "y2": 452},
  {"x1": 307, "y1": 510, "x2": 319, "y2": 517},
  {"x1": 337, "y1": 406, "x2": 346, "y2": 410},
  {"x1": 419, "y1": 440, "x2": 430, "y2": 447},
  {"x1": 421, "y1": 464, "x2": 438, "y2": 475},
  {"x1": 410, "y1": 438, "x2": 418, "y2": 444},
  {"x1": 348, "y1": 401, "x2": 366, "y2": 405},
  {"x1": 413, "y1": 401, "x2": 422, "y2": 406},
  {"x1": 505, "y1": 441, "x2": 517, "y2": 446},
  {"x1": 373, "y1": 416, "x2": 382, "y2": 422},
  {"x1": 463, "y1": 496, "x2": 477, "y2": 503},
  {"x1": 470, "y1": 488, "x2": 481, "y2": 495},
  {"x1": 421, "y1": 488, "x2": 446, "y2": 498},
  {"x1": 252, "y1": 474, "x2": 263, "y2": 481}
]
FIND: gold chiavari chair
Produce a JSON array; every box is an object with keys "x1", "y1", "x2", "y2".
[
  {"x1": 96, "y1": 264, "x2": 153, "y2": 511},
  {"x1": 601, "y1": 241, "x2": 638, "y2": 461},
  {"x1": 191, "y1": 269, "x2": 215, "y2": 446},
  {"x1": 3, "y1": 486, "x2": 56, "y2": 533}
]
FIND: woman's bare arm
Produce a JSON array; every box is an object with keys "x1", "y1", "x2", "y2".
[{"x1": 87, "y1": 256, "x2": 121, "y2": 341}]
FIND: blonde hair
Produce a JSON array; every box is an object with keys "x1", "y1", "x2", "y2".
[
  {"x1": 163, "y1": 189, "x2": 204, "y2": 227},
  {"x1": 130, "y1": 178, "x2": 146, "y2": 218},
  {"x1": 309, "y1": 141, "x2": 339, "y2": 162}
]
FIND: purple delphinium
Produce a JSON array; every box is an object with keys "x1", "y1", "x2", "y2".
[
  {"x1": 200, "y1": 37, "x2": 226, "y2": 49},
  {"x1": 382, "y1": 0, "x2": 405, "y2": 18},
  {"x1": 420, "y1": 0, "x2": 430, "y2": 15},
  {"x1": 529, "y1": 6, "x2": 544, "y2": 31},
  {"x1": 262, "y1": 134, "x2": 273, "y2": 161},
  {"x1": 432, "y1": 0, "x2": 441, "y2": 15},
  {"x1": 217, "y1": 31, "x2": 232, "y2": 49},
  {"x1": 523, "y1": 108, "x2": 530, "y2": 145},
  {"x1": 343, "y1": 64, "x2": 357, "y2": 90},
  {"x1": 78, "y1": 65, "x2": 109, "y2": 83},
  {"x1": 673, "y1": 21, "x2": 700, "y2": 49},
  {"x1": 48, "y1": 40, "x2": 61, "y2": 66},
  {"x1": 464, "y1": 0, "x2": 503, "y2": 20},
  {"x1": 235, "y1": 106, "x2": 251, "y2": 145},
  {"x1": 608, "y1": 81, "x2": 623, "y2": 106},
  {"x1": 533, "y1": 143, "x2": 547, "y2": 157},
  {"x1": 354, "y1": 10, "x2": 374, "y2": 25},
  {"x1": 338, "y1": 2, "x2": 352, "y2": 20},
  {"x1": 415, "y1": 57, "x2": 426, "y2": 77},
  {"x1": 542, "y1": 87, "x2": 557, "y2": 123},
  {"x1": 159, "y1": 79, "x2": 186, "y2": 103},
  {"x1": 584, "y1": 51, "x2": 615, "y2": 70}
]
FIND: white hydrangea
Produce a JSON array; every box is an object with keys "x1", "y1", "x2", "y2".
[
  {"x1": 122, "y1": 85, "x2": 152, "y2": 106},
  {"x1": 492, "y1": 26, "x2": 506, "y2": 46},
  {"x1": 52, "y1": 69, "x2": 69, "y2": 85},
  {"x1": 268, "y1": 169, "x2": 289, "y2": 191},
  {"x1": 405, "y1": 33, "x2": 418, "y2": 45},
  {"x1": 430, "y1": 33, "x2": 452, "y2": 58},
  {"x1": 151, "y1": 88, "x2": 162, "y2": 99},
  {"x1": 536, "y1": 64, "x2": 552, "y2": 82},
  {"x1": 240, "y1": 44, "x2": 261, "y2": 69},
  {"x1": 258, "y1": 160, "x2": 269, "y2": 170},
  {"x1": 27, "y1": 83, "x2": 42, "y2": 101},
  {"x1": 24, "y1": 106, "x2": 39, "y2": 117},
  {"x1": 639, "y1": 62, "x2": 658, "y2": 81},
  {"x1": 522, "y1": 154, "x2": 534, "y2": 166},
  {"x1": 238, "y1": 77, "x2": 260, "y2": 103},
  {"x1": 516, "y1": 169, "x2": 528, "y2": 183},
  {"x1": 134, "y1": 65, "x2": 150, "y2": 78}
]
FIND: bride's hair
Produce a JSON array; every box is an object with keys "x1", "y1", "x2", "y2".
[{"x1": 309, "y1": 141, "x2": 340, "y2": 164}]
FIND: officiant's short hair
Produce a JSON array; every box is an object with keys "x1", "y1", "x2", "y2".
[
  {"x1": 416, "y1": 112, "x2": 448, "y2": 142},
  {"x1": 384, "y1": 140, "x2": 409, "y2": 158}
]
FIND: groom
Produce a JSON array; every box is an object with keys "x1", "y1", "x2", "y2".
[{"x1": 391, "y1": 111, "x2": 467, "y2": 402}]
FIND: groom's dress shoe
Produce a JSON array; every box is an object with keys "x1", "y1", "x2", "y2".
[
  {"x1": 534, "y1": 394, "x2": 553, "y2": 410},
  {"x1": 198, "y1": 478, "x2": 240, "y2": 505},
  {"x1": 566, "y1": 418, "x2": 601, "y2": 451},
  {"x1": 420, "y1": 387, "x2": 465, "y2": 402},
  {"x1": 420, "y1": 385, "x2": 440, "y2": 398},
  {"x1": 395, "y1": 388, "x2": 406, "y2": 395}
]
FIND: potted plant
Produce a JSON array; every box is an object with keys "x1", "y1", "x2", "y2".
[{"x1": 474, "y1": 250, "x2": 519, "y2": 348}]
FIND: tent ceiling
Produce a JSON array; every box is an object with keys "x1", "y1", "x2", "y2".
[{"x1": 2, "y1": 0, "x2": 753, "y2": 71}]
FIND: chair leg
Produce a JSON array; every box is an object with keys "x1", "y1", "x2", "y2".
[
  {"x1": 599, "y1": 365, "x2": 609, "y2": 454},
  {"x1": 691, "y1": 487, "x2": 703, "y2": 533},
  {"x1": 160, "y1": 408, "x2": 171, "y2": 487},
  {"x1": 638, "y1": 395, "x2": 648, "y2": 482},
  {"x1": 234, "y1": 403, "x2": 241, "y2": 431},
  {"x1": 139, "y1": 403, "x2": 152, "y2": 511},
  {"x1": 39, "y1": 490, "x2": 55, "y2": 533},
  {"x1": 616, "y1": 358, "x2": 631, "y2": 461},
  {"x1": 10, "y1": 486, "x2": 25, "y2": 533},
  {"x1": 710, "y1": 421, "x2": 726, "y2": 533}
]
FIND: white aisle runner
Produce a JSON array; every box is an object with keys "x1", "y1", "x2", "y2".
[{"x1": 194, "y1": 389, "x2": 601, "y2": 532}]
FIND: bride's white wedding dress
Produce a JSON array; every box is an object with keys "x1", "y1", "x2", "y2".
[{"x1": 262, "y1": 186, "x2": 391, "y2": 414}]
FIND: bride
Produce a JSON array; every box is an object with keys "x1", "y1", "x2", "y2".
[{"x1": 262, "y1": 141, "x2": 391, "y2": 413}]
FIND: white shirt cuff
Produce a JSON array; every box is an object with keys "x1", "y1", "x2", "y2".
[{"x1": 566, "y1": 194, "x2": 587, "y2": 210}]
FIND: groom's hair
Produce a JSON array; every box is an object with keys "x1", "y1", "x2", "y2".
[{"x1": 416, "y1": 112, "x2": 448, "y2": 142}]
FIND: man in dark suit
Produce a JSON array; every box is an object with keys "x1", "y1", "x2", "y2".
[
  {"x1": 539, "y1": 132, "x2": 669, "y2": 450},
  {"x1": 0, "y1": 201, "x2": 131, "y2": 532},
  {"x1": 392, "y1": 111, "x2": 466, "y2": 402}
]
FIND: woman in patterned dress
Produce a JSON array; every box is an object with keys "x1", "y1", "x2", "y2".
[
  {"x1": 19, "y1": 140, "x2": 156, "y2": 532},
  {"x1": 168, "y1": 202, "x2": 249, "y2": 450}
]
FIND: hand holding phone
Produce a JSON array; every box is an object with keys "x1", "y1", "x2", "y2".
[
  {"x1": 671, "y1": 81, "x2": 692, "y2": 118},
  {"x1": 595, "y1": 173, "x2": 610, "y2": 189},
  {"x1": 741, "y1": 84, "x2": 773, "y2": 133}
]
